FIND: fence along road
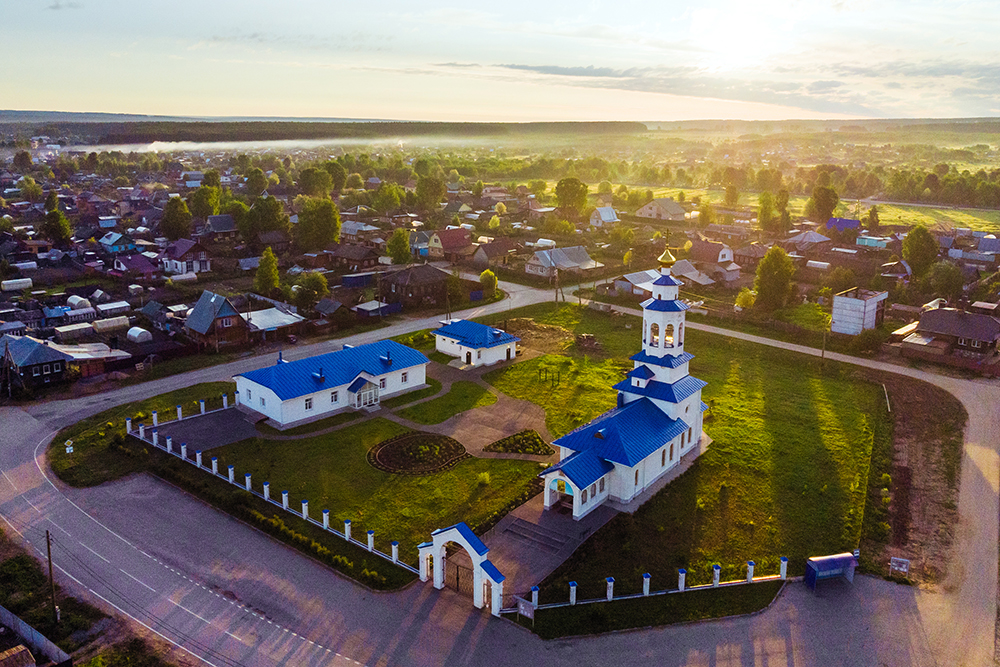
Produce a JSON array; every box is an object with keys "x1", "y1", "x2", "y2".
[{"x1": 0, "y1": 280, "x2": 996, "y2": 666}]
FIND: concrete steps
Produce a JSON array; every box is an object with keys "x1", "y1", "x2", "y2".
[{"x1": 502, "y1": 518, "x2": 570, "y2": 555}]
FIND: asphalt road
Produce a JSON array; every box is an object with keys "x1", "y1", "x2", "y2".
[{"x1": 1, "y1": 280, "x2": 998, "y2": 666}]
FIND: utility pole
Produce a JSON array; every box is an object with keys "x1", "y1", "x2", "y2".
[{"x1": 46, "y1": 530, "x2": 57, "y2": 625}]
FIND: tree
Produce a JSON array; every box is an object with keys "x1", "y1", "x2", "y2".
[
  {"x1": 415, "y1": 176, "x2": 446, "y2": 211},
  {"x1": 494, "y1": 202, "x2": 506, "y2": 216},
  {"x1": 202, "y1": 169, "x2": 221, "y2": 188},
  {"x1": 293, "y1": 271, "x2": 330, "y2": 311},
  {"x1": 609, "y1": 224, "x2": 635, "y2": 247},
  {"x1": 866, "y1": 205, "x2": 880, "y2": 233},
  {"x1": 12, "y1": 151, "x2": 32, "y2": 173},
  {"x1": 223, "y1": 200, "x2": 249, "y2": 231},
  {"x1": 697, "y1": 201, "x2": 716, "y2": 227},
  {"x1": 472, "y1": 180, "x2": 485, "y2": 198},
  {"x1": 323, "y1": 161, "x2": 348, "y2": 192},
  {"x1": 724, "y1": 185, "x2": 739, "y2": 207},
  {"x1": 757, "y1": 191, "x2": 776, "y2": 233},
  {"x1": 554, "y1": 177, "x2": 588, "y2": 213},
  {"x1": 808, "y1": 185, "x2": 840, "y2": 223},
  {"x1": 735, "y1": 287, "x2": 756, "y2": 309},
  {"x1": 479, "y1": 269, "x2": 498, "y2": 297},
  {"x1": 623, "y1": 249, "x2": 633, "y2": 268},
  {"x1": 598, "y1": 181, "x2": 613, "y2": 194},
  {"x1": 775, "y1": 189, "x2": 790, "y2": 213},
  {"x1": 388, "y1": 228, "x2": 412, "y2": 265},
  {"x1": 160, "y1": 197, "x2": 192, "y2": 240},
  {"x1": 295, "y1": 197, "x2": 340, "y2": 251},
  {"x1": 928, "y1": 260, "x2": 963, "y2": 302},
  {"x1": 19, "y1": 177, "x2": 43, "y2": 203},
  {"x1": 254, "y1": 247, "x2": 280, "y2": 296},
  {"x1": 902, "y1": 225, "x2": 939, "y2": 276},
  {"x1": 187, "y1": 185, "x2": 220, "y2": 219},
  {"x1": 528, "y1": 180, "x2": 547, "y2": 196},
  {"x1": 488, "y1": 215, "x2": 501, "y2": 230},
  {"x1": 242, "y1": 195, "x2": 290, "y2": 243},
  {"x1": 372, "y1": 183, "x2": 403, "y2": 213},
  {"x1": 298, "y1": 167, "x2": 333, "y2": 197},
  {"x1": 754, "y1": 246, "x2": 796, "y2": 311},
  {"x1": 825, "y1": 266, "x2": 857, "y2": 294},
  {"x1": 246, "y1": 168, "x2": 268, "y2": 196},
  {"x1": 44, "y1": 190, "x2": 59, "y2": 212},
  {"x1": 41, "y1": 209, "x2": 72, "y2": 247}
]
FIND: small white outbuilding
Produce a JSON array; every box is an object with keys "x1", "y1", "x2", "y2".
[{"x1": 127, "y1": 326, "x2": 153, "y2": 343}]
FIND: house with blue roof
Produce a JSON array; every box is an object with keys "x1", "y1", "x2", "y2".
[
  {"x1": 233, "y1": 339, "x2": 430, "y2": 427},
  {"x1": 539, "y1": 249, "x2": 708, "y2": 520},
  {"x1": 432, "y1": 319, "x2": 519, "y2": 367}
]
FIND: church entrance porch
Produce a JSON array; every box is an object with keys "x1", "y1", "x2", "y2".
[
  {"x1": 546, "y1": 479, "x2": 575, "y2": 515},
  {"x1": 351, "y1": 380, "x2": 380, "y2": 409}
]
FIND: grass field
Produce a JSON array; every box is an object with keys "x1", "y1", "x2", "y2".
[
  {"x1": 396, "y1": 380, "x2": 497, "y2": 425},
  {"x1": 205, "y1": 418, "x2": 541, "y2": 558},
  {"x1": 257, "y1": 411, "x2": 360, "y2": 437},
  {"x1": 50, "y1": 382, "x2": 235, "y2": 487},
  {"x1": 379, "y1": 377, "x2": 443, "y2": 409},
  {"x1": 478, "y1": 303, "x2": 891, "y2": 602}
]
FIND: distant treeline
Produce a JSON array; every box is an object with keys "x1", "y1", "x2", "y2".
[{"x1": 27, "y1": 120, "x2": 647, "y2": 145}]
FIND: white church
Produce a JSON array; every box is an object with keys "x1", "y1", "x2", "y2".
[{"x1": 539, "y1": 249, "x2": 708, "y2": 520}]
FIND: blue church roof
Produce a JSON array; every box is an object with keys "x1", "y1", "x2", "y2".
[
  {"x1": 236, "y1": 339, "x2": 428, "y2": 401},
  {"x1": 630, "y1": 349, "x2": 694, "y2": 369},
  {"x1": 652, "y1": 273, "x2": 684, "y2": 286},
  {"x1": 433, "y1": 319, "x2": 520, "y2": 349},
  {"x1": 543, "y1": 449, "x2": 615, "y2": 489},
  {"x1": 613, "y1": 374, "x2": 707, "y2": 404},
  {"x1": 553, "y1": 397, "x2": 690, "y2": 467},
  {"x1": 431, "y1": 522, "x2": 489, "y2": 556},
  {"x1": 627, "y1": 365, "x2": 656, "y2": 380},
  {"x1": 641, "y1": 298, "x2": 689, "y2": 312}
]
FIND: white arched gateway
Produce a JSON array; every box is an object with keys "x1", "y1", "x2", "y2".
[{"x1": 417, "y1": 522, "x2": 505, "y2": 616}]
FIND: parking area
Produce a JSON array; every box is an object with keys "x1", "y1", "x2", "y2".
[{"x1": 154, "y1": 408, "x2": 259, "y2": 450}]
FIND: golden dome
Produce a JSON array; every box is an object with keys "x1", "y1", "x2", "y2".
[{"x1": 657, "y1": 247, "x2": 677, "y2": 267}]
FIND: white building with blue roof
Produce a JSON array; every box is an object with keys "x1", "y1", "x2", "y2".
[
  {"x1": 540, "y1": 249, "x2": 708, "y2": 520},
  {"x1": 233, "y1": 340, "x2": 430, "y2": 427},
  {"x1": 432, "y1": 319, "x2": 520, "y2": 367}
]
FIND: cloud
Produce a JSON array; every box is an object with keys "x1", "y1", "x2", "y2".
[{"x1": 47, "y1": 1, "x2": 82, "y2": 8}]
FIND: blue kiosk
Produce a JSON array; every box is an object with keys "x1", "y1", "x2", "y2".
[{"x1": 805, "y1": 552, "x2": 858, "y2": 591}]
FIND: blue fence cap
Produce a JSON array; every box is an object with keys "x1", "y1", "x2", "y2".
[
  {"x1": 643, "y1": 573, "x2": 651, "y2": 579},
  {"x1": 531, "y1": 585, "x2": 540, "y2": 591},
  {"x1": 323, "y1": 509, "x2": 330, "y2": 514},
  {"x1": 713, "y1": 564, "x2": 721, "y2": 570},
  {"x1": 781, "y1": 556, "x2": 789, "y2": 562},
  {"x1": 228, "y1": 464, "x2": 234, "y2": 469},
  {"x1": 367, "y1": 529, "x2": 375, "y2": 535},
  {"x1": 211, "y1": 456, "x2": 217, "y2": 460},
  {"x1": 345, "y1": 519, "x2": 352, "y2": 524},
  {"x1": 569, "y1": 581, "x2": 577, "y2": 587},
  {"x1": 748, "y1": 560, "x2": 755, "y2": 566},
  {"x1": 391, "y1": 540, "x2": 399, "y2": 546},
  {"x1": 678, "y1": 568, "x2": 687, "y2": 574},
  {"x1": 606, "y1": 577, "x2": 615, "y2": 583}
]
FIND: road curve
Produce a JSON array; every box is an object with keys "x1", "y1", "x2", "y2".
[{"x1": 0, "y1": 282, "x2": 996, "y2": 666}]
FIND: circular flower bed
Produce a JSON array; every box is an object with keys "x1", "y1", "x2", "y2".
[{"x1": 367, "y1": 432, "x2": 469, "y2": 475}]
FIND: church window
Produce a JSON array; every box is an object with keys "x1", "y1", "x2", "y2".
[
  {"x1": 665, "y1": 324, "x2": 674, "y2": 347},
  {"x1": 599, "y1": 478, "x2": 605, "y2": 492},
  {"x1": 678, "y1": 323, "x2": 683, "y2": 344},
  {"x1": 650, "y1": 323, "x2": 659, "y2": 346},
  {"x1": 305, "y1": 397, "x2": 313, "y2": 410},
  {"x1": 635, "y1": 470, "x2": 640, "y2": 486},
  {"x1": 661, "y1": 450, "x2": 666, "y2": 467},
  {"x1": 591, "y1": 483, "x2": 597, "y2": 496},
  {"x1": 581, "y1": 490, "x2": 588, "y2": 503},
  {"x1": 670, "y1": 443, "x2": 674, "y2": 461}
]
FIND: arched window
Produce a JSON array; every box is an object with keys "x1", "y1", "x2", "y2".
[
  {"x1": 643, "y1": 320, "x2": 647, "y2": 344},
  {"x1": 665, "y1": 324, "x2": 674, "y2": 347},
  {"x1": 669, "y1": 443, "x2": 674, "y2": 461},
  {"x1": 661, "y1": 449, "x2": 666, "y2": 467},
  {"x1": 650, "y1": 323, "x2": 659, "y2": 346},
  {"x1": 635, "y1": 470, "x2": 640, "y2": 486},
  {"x1": 678, "y1": 323, "x2": 683, "y2": 345}
]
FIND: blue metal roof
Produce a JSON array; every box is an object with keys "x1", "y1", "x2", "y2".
[
  {"x1": 640, "y1": 298, "x2": 689, "y2": 312},
  {"x1": 652, "y1": 273, "x2": 684, "y2": 286},
  {"x1": 1, "y1": 335, "x2": 74, "y2": 367},
  {"x1": 627, "y1": 365, "x2": 656, "y2": 380},
  {"x1": 347, "y1": 376, "x2": 368, "y2": 393},
  {"x1": 613, "y1": 374, "x2": 707, "y2": 404},
  {"x1": 542, "y1": 449, "x2": 615, "y2": 489},
  {"x1": 630, "y1": 350, "x2": 694, "y2": 369},
  {"x1": 433, "y1": 319, "x2": 520, "y2": 350},
  {"x1": 554, "y1": 398, "x2": 690, "y2": 467},
  {"x1": 431, "y1": 522, "x2": 489, "y2": 556},
  {"x1": 701, "y1": 401, "x2": 709, "y2": 412},
  {"x1": 480, "y1": 559, "x2": 506, "y2": 583},
  {"x1": 235, "y1": 339, "x2": 429, "y2": 401},
  {"x1": 826, "y1": 217, "x2": 861, "y2": 232}
]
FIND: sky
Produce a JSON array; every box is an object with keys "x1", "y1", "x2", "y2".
[{"x1": 4, "y1": 0, "x2": 1000, "y2": 122}]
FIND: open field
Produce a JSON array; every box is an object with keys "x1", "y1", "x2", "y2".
[{"x1": 205, "y1": 418, "x2": 541, "y2": 558}]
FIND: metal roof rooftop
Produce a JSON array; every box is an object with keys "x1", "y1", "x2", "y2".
[
  {"x1": 433, "y1": 319, "x2": 520, "y2": 350},
  {"x1": 629, "y1": 350, "x2": 695, "y2": 369},
  {"x1": 543, "y1": 449, "x2": 615, "y2": 489},
  {"x1": 431, "y1": 522, "x2": 489, "y2": 556},
  {"x1": 641, "y1": 298, "x2": 690, "y2": 312},
  {"x1": 613, "y1": 374, "x2": 707, "y2": 404},
  {"x1": 235, "y1": 339, "x2": 429, "y2": 401}
]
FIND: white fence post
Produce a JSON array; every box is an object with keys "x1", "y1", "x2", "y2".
[
  {"x1": 180, "y1": 443, "x2": 187, "y2": 460},
  {"x1": 245, "y1": 473, "x2": 252, "y2": 491},
  {"x1": 344, "y1": 519, "x2": 351, "y2": 541},
  {"x1": 643, "y1": 572, "x2": 651, "y2": 596},
  {"x1": 196, "y1": 451, "x2": 202, "y2": 467},
  {"x1": 235, "y1": 390, "x2": 240, "y2": 406},
  {"x1": 531, "y1": 586, "x2": 539, "y2": 608},
  {"x1": 391, "y1": 541, "x2": 399, "y2": 563},
  {"x1": 712, "y1": 564, "x2": 721, "y2": 587},
  {"x1": 125, "y1": 418, "x2": 132, "y2": 433},
  {"x1": 165, "y1": 436, "x2": 172, "y2": 453},
  {"x1": 606, "y1": 577, "x2": 614, "y2": 601},
  {"x1": 322, "y1": 509, "x2": 330, "y2": 529},
  {"x1": 747, "y1": 561, "x2": 755, "y2": 583},
  {"x1": 152, "y1": 410, "x2": 158, "y2": 426},
  {"x1": 177, "y1": 404, "x2": 182, "y2": 421},
  {"x1": 211, "y1": 457, "x2": 218, "y2": 475},
  {"x1": 223, "y1": 394, "x2": 229, "y2": 409},
  {"x1": 263, "y1": 482, "x2": 270, "y2": 501},
  {"x1": 151, "y1": 429, "x2": 158, "y2": 447},
  {"x1": 367, "y1": 530, "x2": 374, "y2": 552},
  {"x1": 780, "y1": 557, "x2": 788, "y2": 580},
  {"x1": 228, "y1": 465, "x2": 235, "y2": 484},
  {"x1": 138, "y1": 424, "x2": 145, "y2": 439},
  {"x1": 569, "y1": 581, "x2": 577, "y2": 605},
  {"x1": 302, "y1": 500, "x2": 309, "y2": 519},
  {"x1": 678, "y1": 568, "x2": 687, "y2": 592},
  {"x1": 282, "y1": 491, "x2": 289, "y2": 509}
]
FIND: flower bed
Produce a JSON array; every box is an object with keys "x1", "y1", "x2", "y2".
[
  {"x1": 483, "y1": 429, "x2": 555, "y2": 455},
  {"x1": 367, "y1": 432, "x2": 469, "y2": 474}
]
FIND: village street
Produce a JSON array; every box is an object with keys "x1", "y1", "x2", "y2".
[{"x1": 0, "y1": 279, "x2": 998, "y2": 666}]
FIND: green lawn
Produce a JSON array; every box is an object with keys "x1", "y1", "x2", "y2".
[
  {"x1": 396, "y1": 380, "x2": 497, "y2": 425},
  {"x1": 775, "y1": 302, "x2": 831, "y2": 332},
  {"x1": 49, "y1": 382, "x2": 235, "y2": 487},
  {"x1": 257, "y1": 411, "x2": 361, "y2": 437},
  {"x1": 478, "y1": 303, "x2": 892, "y2": 602},
  {"x1": 380, "y1": 377, "x2": 443, "y2": 409},
  {"x1": 205, "y1": 418, "x2": 541, "y2": 559},
  {"x1": 873, "y1": 203, "x2": 1000, "y2": 232}
]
